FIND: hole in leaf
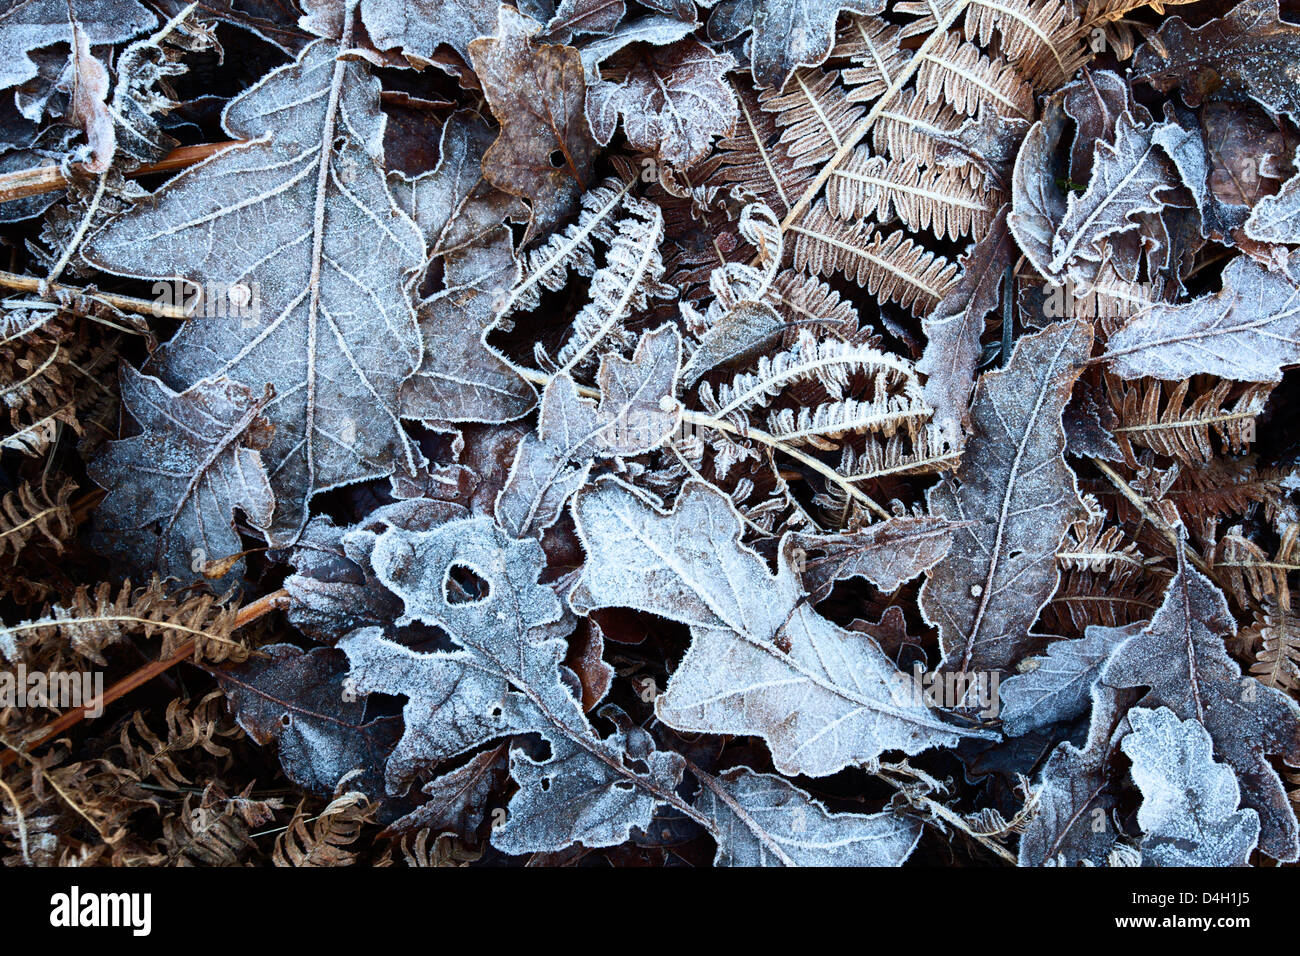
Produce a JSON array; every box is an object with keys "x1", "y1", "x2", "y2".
[
  {"x1": 548, "y1": 149, "x2": 566, "y2": 168},
  {"x1": 445, "y1": 563, "x2": 490, "y2": 604},
  {"x1": 540, "y1": 778, "x2": 551, "y2": 791}
]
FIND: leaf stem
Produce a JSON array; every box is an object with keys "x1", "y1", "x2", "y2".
[{"x1": 0, "y1": 588, "x2": 289, "y2": 770}]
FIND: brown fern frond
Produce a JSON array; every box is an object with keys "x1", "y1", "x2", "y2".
[
  {"x1": 760, "y1": 67, "x2": 866, "y2": 170},
  {"x1": 836, "y1": 425, "x2": 963, "y2": 484},
  {"x1": 915, "y1": 32, "x2": 1036, "y2": 118},
  {"x1": 789, "y1": 202, "x2": 959, "y2": 314},
  {"x1": 163, "y1": 787, "x2": 257, "y2": 865},
  {"x1": 768, "y1": 270, "x2": 876, "y2": 344},
  {"x1": 871, "y1": 89, "x2": 968, "y2": 171},
  {"x1": 1161, "y1": 456, "x2": 1293, "y2": 533},
  {"x1": 273, "y1": 790, "x2": 374, "y2": 867},
  {"x1": 1108, "y1": 375, "x2": 1270, "y2": 467},
  {"x1": 703, "y1": 333, "x2": 922, "y2": 419},
  {"x1": 827, "y1": 150, "x2": 1002, "y2": 240},
  {"x1": 836, "y1": 14, "x2": 912, "y2": 102},
  {"x1": 1247, "y1": 605, "x2": 1300, "y2": 695},
  {"x1": 903, "y1": 0, "x2": 1089, "y2": 91},
  {"x1": 0, "y1": 479, "x2": 77, "y2": 561},
  {"x1": 1213, "y1": 524, "x2": 1297, "y2": 613},
  {"x1": 1044, "y1": 563, "x2": 1167, "y2": 635},
  {"x1": 113, "y1": 692, "x2": 235, "y2": 792},
  {"x1": 711, "y1": 80, "x2": 814, "y2": 219},
  {"x1": 768, "y1": 394, "x2": 932, "y2": 449},
  {"x1": 379, "y1": 828, "x2": 483, "y2": 867},
  {"x1": 0, "y1": 578, "x2": 247, "y2": 667},
  {"x1": 1057, "y1": 507, "x2": 1153, "y2": 574}
]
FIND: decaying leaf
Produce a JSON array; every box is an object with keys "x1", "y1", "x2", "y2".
[
  {"x1": 0, "y1": 0, "x2": 156, "y2": 91},
  {"x1": 470, "y1": 6, "x2": 597, "y2": 242},
  {"x1": 571, "y1": 478, "x2": 989, "y2": 778},
  {"x1": 218, "y1": 644, "x2": 401, "y2": 799},
  {"x1": 1120, "y1": 706, "x2": 1260, "y2": 866},
  {"x1": 708, "y1": 0, "x2": 883, "y2": 90},
  {"x1": 88, "y1": 367, "x2": 274, "y2": 586},
  {"x1": 920, "y1": 319, "x2": 1093, "y2": 674},
  {"x1": 586, "y1": 38, "x2": 737, "y2": 168}
]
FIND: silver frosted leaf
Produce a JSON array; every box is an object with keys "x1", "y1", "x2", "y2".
[
  {"x1": 339, "y1": 517, "x2": 687, "y2": 854},
  {"x1": 1120, "y1": 706, "x2": 1260, "y2": 867},
  {"x1": 360, "y1": 0, "x2": 497, "y2": 62},
  {"x1": 1104, "y1": 254, "x2": 1300, "y2": 383},
  {"x1": 83, "y1": 39, "x2": 427, "y2": 545},
  {"x1": 0, "y1": 0, "x2": 156, "y2": 92},
  {"x1": 999, "y1": 623, "x2": 1138, "y2": 737},
  {"x1": 571, "y1": 478, "x2": 990, "y2": 778},
  {"x1": 1018, "y1": 683, "x2": 1129, "y2": 867},
  {"x1": 785, "y1": 516, "x2": 960, "y2": 604},
  {"x1": 1047, "y1": 111, "x2": 1181, "y2": 283},
  {"x1": 400, "y1": 228, "x2": 537, "y2": 426},
  {"x1": 496, "y1": 325, "x2": 681, "y2": 538},
  {"x1": 919, "y1": 319, "x2": 1092, "y2": 673},
  {"x1": 695, "y1": 766, "x2": 922, "y2": 866},
  {"x1": 585, "y1": 37, "x2": 737, "y2": 167},
  {"x1": 1245, "y1": 155, "x2": 1300, "y2": 243},
  {"x1": 1102, "y1": 543, "x2": 1300, "y2": 862},
  {"x1": 87, "y1": 366, "x2": 274, "y2": 586},
  {"x1": 707, "y1": 0, "x2": 884, "y2": 90}
]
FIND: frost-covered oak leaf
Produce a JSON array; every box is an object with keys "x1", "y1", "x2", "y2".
[
  {"x1": 0, "y1": 0, "x2": 156, "y2": 92},
  {"x1": 88, "y1": 366, "x2": 274, "y2": 586},
  {"x1": 84, "y1": 40, "x2": 428, "y2": 546},
  {"x1": 707, "y1": 0, "x2": 884, "y2": 90},
  {"x1": 1104, "y1": 254, "x2": 1300, "y2": 383},
  {"x1": 694, "y1": 766, "x2": 922, "y2": 866},
  {"x1": 571, "y1": 478, "x2": 990, "y2": 778},
  {"x1": 339, "y1": 517, "x2": 688, "y2": 855},
  {"x1": 496, "y1": 325, "x2": 681, "y2": 538},
  {"x1": 998, "y1": 623, "x2": 1137, "y2": 737},
  {"x1": 1047, "y1": 111, "x2": 1182, "y2": 284},
  {"x1": 1121, "y1": 706, "x2": 1260, "y2": 867},
  {"x1": 1101, "y1": 544, "x2": 1300, "y2": 862},
  {"x1": 920, "y1": 319, "x2": 1092, "y2": 673}
]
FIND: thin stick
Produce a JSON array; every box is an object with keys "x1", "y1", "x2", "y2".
[
  {"x1": 1089, "y1": 457, "x2": 1212, "y2": 576},
  {"x1": 0, "y1": 269, "x2": 190, "y2": 319},
  {"x1": 0, "y1": 141, "x2": 240, "y2": 205},
  {"x1": 0, "y1": 588, "x2": 289, "y2": 770}
]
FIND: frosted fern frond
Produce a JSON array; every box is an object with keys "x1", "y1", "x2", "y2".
[
  {"x1": 547, "y1": 197, "x2": 674, "y2": 374},
  {"x1": 789, "y1": 202, "x2": 959, "y2": 315},
  {"x1": 703, "y1": 333, "x2": 921, "y2": 419}
]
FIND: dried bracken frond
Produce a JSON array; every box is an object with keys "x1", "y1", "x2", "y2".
[
  {"x1": 827, "y1": 151, "x2": 1002, "y2": 240},
  {"x1": 0, "y1": 479, "x2": 77, "y2": 561},
  {"x1": 1, "y1": 579, "x2": 245, "y2": 666},
  {"x1": 790, "y1": 202, "x2": 960, "y2": 314},
  {"x1": 1108, "y1": 376, "x2": 1270, "y2": 467},
  {"x1": 1213, "y1": 524, "x2": 1298, "y2": 613},
  {"x1": 273, "y1": 790, "x2": 374, "y2": 867}
]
